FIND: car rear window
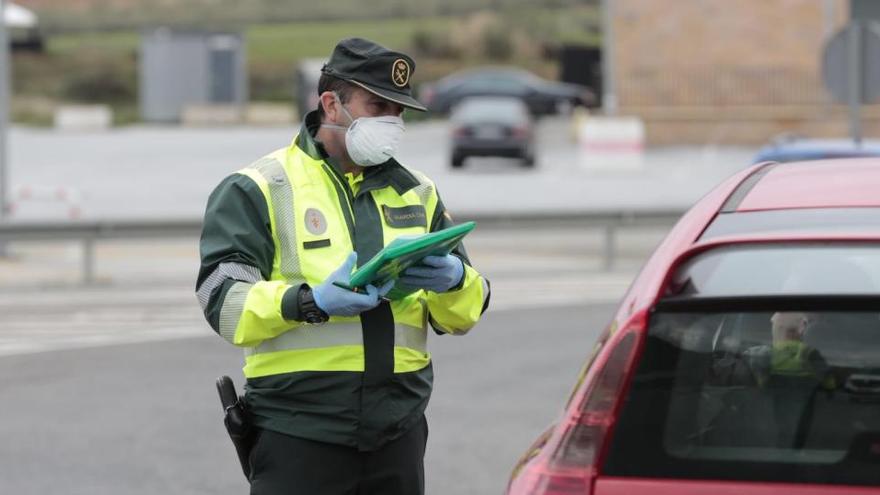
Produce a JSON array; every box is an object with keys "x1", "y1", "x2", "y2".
[
  {"x1": 670, "y1": 243, "x2": 880, "y2": 297},
  {"x1": 603, "y1": 308, "x2": 880, "y2": 486},
  {"x1": 702, "y1": 209, "x2": 880, "y2": 240},
  {"x1": 450, "y1": 99, "x2": 528, "y2": 122}
]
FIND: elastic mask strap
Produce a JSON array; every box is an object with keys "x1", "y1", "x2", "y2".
[
  {"x1": 320, "y1": 92, "x2": 355, "y2": 132},
  {"x1": 320, "y1": 123, "x2": 347, "y2": 131}
]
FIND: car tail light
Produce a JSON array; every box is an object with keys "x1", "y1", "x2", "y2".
[
  {"x1": 453, "y1": 126, "x2": 470, "y2": 138},
  {"x1": 511, "y1": 126, "x2": 530, "y2": 140},
  {"x1": 506, "y1": 316, "x2": 646, "y2": 495}
]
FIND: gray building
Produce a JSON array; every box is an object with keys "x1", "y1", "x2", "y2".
[{"x1": 139, "y1": 29, "x2": 248, "y2": 123}]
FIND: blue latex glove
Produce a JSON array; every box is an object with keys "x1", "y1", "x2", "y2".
[
  {"x1": 398, "y1": 255, "x2": 465, "y2": 293},
  {"x1": 313, "y1": 252, "x2": 394, "y2": 317}
]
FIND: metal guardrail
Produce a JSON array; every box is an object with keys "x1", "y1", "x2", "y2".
[
  {"x1": 466, "y1": 210, "x2": 686, "y2": 270},
  {"x1": 0, "y1": 210, "x2": 686, "y2": 285},
  {"x1": 0, "y1": 219, "x2": 202, "y2": 285}
]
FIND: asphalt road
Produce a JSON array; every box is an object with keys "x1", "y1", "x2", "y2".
[
  {"x1": 0, "y1": 302, "x2": 613, "y2": 495},
  {"x1": 0, "y1": 222, "x2": 637, "y2": 494}
]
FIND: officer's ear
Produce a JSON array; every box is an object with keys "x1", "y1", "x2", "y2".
[{"x1": 319, "y1": 91, "x2": 341, "y2": 122}]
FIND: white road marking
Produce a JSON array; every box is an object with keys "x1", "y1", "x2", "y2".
[{"x1": 0, "y1": 271, "x2": 633, "y2": 357}]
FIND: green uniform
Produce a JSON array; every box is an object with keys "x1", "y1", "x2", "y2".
[{"x1": 196, "y1": 111, "x2": 490, "y2": 451}]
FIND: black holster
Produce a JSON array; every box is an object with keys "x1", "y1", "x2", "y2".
[{"x1": 216, "y1": 375, "x2": 256, "y2": 480}]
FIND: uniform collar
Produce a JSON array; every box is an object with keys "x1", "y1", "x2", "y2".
[{"x1": 293, "y1": 110, "x2": 421, "y2": 196}]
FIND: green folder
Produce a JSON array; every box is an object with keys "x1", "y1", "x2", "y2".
[{"x1": 344, "y1": 221, "x2": 476, "y2": 300}]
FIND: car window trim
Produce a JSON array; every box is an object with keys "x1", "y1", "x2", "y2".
[
  {"x1": 719, "y1": 162, "x2": 778, "y2": 213},
  {"x1": 655, "y1": 294, "x2": 880, "y2": 312}
]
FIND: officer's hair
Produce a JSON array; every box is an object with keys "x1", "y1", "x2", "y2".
[{"x1": 317, "y1": 74, "x2": 356, "y2": 120}]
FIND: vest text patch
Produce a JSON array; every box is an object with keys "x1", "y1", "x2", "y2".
[{"x1": 382, "y1": 204, "x2": 427, "y2": 228}]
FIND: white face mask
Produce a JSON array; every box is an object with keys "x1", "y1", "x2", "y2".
[{"x1": 321, "y1": 93, "x2": 406, "y2": 167}]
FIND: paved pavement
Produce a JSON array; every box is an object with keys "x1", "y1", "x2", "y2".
[{"x1": 4, "y1": 117, "x2": 758, "y2": 220}]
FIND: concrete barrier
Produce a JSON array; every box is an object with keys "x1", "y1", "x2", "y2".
[
  {"x1": 245, "y1": 103, "x2": 295, "y2": 126},
  {"x1": 576, "y1": 116, "x2": 645, "y2": 171},
  {"x1": 9, "y1": 185, "x2": 82, "y2": 219},
  {"x1": 53, "y1": 105, "x2": 113, "y2": 131},
  {"x1": 181, "y1": 104, "x2": 244, "y2": 126}
]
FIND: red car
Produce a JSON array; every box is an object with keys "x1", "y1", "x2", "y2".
[{"x1": 506, "y1": 159, "x2": 880, "y2": 495}]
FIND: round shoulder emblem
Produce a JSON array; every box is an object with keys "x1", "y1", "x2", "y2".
[
  {"x1": 304, "y1": 208, "x2": 328, "y2": 235},
  {"x1": 392, "y1": 59, "x2": 411, "y2": 88}
]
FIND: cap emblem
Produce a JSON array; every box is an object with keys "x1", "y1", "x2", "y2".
[{"x1": 392, "y1": 59, "x2": 411, "y2": 88}]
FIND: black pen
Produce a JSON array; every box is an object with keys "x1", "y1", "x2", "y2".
[{"x1": 333, "y1": 281, "x2": 391, "y2": 302}]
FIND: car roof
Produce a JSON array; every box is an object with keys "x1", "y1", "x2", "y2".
[
  {"x1": 450, "y1": 96, "x2": 530, "y2": 123},
  {"x1": 443, "y1": 66, "x2": 534, "y2": 80},
  {"x1": 731, "y1": 159, "x2": 880, "y2": 211},
  {"x1": 434, "y1": 66, "x2": 539, "y2": 88},
  {"x1": 451, "y1": 96, "x2": 528, "y2": 112}
]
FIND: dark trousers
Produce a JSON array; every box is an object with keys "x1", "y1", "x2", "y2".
[{"x1": 249, "y1": 416, "x2": 428, "y2": 495}]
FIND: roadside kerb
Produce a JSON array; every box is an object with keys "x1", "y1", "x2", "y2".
[{"x1": 0, "y1": 209, "x2": 685, "y2": 285}]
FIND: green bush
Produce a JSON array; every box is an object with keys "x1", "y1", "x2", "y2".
[
  {"x1": 249, "y1": 65, "x2": 294, "y2": 102},
  {"x1": 11, "y1": 95, "x2": 55, "y2": 126},
  {"x1": 71, "y1": 50, "x2": 136, "y2": 104},
  {"x1": 12, "y1": 53, "x2": 65, "y2": 97},
  {"x1": 411, "y1": 29, "x2": 460, "y2": 59},
  {"x1": 10, "y1": 8, "x2": 598, "y2": 124},
  {"x1": 61, "y1": 68, "x2": 135, "y2": 103},
  {"x1": 482, "y1": 27, "x2": 513, "y2": 60}
]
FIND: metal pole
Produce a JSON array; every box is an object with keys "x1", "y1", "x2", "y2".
[
  {"x1": 0, "y1": 0, "x2": 9, "y2": 220},
  {"x1": 824, "y1": 0, "x2": 837, "y2": 40},
  {"x1": 83, "y1": 237, "x2": 95, "y2": 285},
  {"x1": 601, "y1": 0, "x2": 618, "y2": 115},
  {"x1": 0, "y1": 0, "x2": 10, "y2": 258},
  {"x1": 848, "y1": 21, "x2": 863, "y2": 146},
  {"x1": 602, "y1": 224, "x2": 616, "y2": 271},
  {"x1": 823, "y1": 0, "x2": 837, "y2": 118}
]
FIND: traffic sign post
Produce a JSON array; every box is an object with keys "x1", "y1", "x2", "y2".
[
  {"x1": 822, "y1": 20, "x2": 880, "y2": 145},
  {"x1": 848, "y1": 21, "x2": 862, "y2": 145}
]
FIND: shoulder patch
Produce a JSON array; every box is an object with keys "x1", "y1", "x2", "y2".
[{"x1": 305, "y1": 208, "x2": 328, "y2": 235}]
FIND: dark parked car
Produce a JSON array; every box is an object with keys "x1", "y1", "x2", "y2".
[
  {"x1": 420, "y1": 67, "x2": 595, "y2": 117},
  {"x1": 754, "y1": 134, "x2": 880, "y2": 163},
  {"x1": 449, "y1": 97, "x2": 535, "y2": 168},
  {"x1": 844, "y1": 372, "x2": 880, "y2": 402},
  {"x1": 506, "y1": 158, "x2": 880, "y2": 494}
]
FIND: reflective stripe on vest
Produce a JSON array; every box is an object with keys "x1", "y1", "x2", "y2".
[
  {"x1": 244, "y1": 322, "x2": 426, "y2": 356},
  {"x1": 219, "y1": 281, "x2": 252, "y2": 343},
  {"x1": 249, "y1": 157, "x2": 303, "y2": 285}
]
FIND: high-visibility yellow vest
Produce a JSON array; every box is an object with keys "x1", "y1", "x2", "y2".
[
  {"x1": 197, "y1": 113, "x2": 488, "y2": 449},
  {"x1": 225, "y1": 143, "x2": 482, "y2": 378}
]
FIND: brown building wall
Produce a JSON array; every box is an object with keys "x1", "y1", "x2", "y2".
[{"x1": 611, "y1": 0, "x2": 873, "y2": 144}]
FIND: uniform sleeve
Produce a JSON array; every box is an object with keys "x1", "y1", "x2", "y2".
[
  {"x1": 424, "y1": 195, "x2": 491, "y2": 335},
  {"x1": 195, "y1": 173, "x2": 304, "y2": 347}
]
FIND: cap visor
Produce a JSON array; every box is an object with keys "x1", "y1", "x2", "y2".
[{"x1": 348, "y1": 79, "x2": 428, "y2": 112}]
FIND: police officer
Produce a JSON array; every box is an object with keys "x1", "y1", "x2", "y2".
[{"x1": 196, "y1": 38, "x2": 490, "y2": 495}]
